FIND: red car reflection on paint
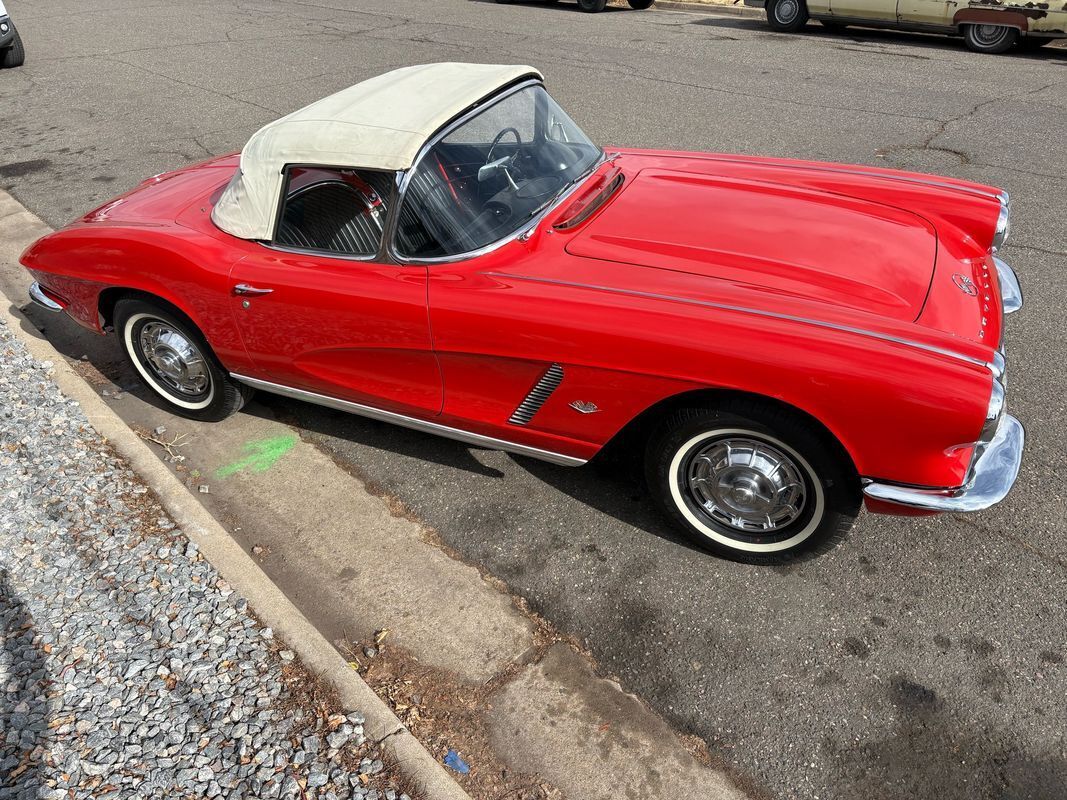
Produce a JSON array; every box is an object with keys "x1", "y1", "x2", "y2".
[{"x1": 20, "y1": 63, "x2": 1024, "y2": 563}]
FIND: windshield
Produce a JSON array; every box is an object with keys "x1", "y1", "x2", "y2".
[{"x1": 394, "y1": 84, "x2": 602, "y2": 259}]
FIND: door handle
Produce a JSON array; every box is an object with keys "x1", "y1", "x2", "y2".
[{"x1": 234, "y1": 284, "x2": 274, "y2": 296}]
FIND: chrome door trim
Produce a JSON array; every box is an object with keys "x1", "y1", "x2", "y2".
[
  {"x1": 229, "y1": 373, "x2": 588, "y2": 467},
  {"x1": 483, "y1": 272, "x2": 994, "y2": 371}
]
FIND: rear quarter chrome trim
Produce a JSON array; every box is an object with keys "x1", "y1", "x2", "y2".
[
  {"x1": 483, "y1": 273, "x2": 991, "y2": 370},
  {"x1": 230, "y1": 373, "x2": 588, "y2": 467}
]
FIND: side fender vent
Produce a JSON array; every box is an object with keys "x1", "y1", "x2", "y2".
[{"x1": 509, "y1": 364, "x2": 565, "y2": 426}]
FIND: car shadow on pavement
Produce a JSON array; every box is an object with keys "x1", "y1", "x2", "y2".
[
  {"x1": 253, "y1": 387, "x2": 717, "y2": 555},
  {"x1": 0, "y1": 570, "x2": 50, "y2": 797}
]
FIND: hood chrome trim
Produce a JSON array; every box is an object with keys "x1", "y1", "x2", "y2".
[
  {"x1": 230, "y1": 373, "x2": 587, "y2": 467},
  {"x1": 484, "y1": 272, "x2": 991, "y2": 370}
]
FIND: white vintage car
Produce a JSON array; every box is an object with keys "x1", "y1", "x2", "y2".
[
  {"x1": 0, "y1": 1, "x2": 23, "y2": 68},
  {"x1": 746, "y1": 0, "x2": 1067, "y2": 53}
]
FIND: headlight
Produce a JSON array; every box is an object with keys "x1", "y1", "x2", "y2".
[{"x1": 992, "y1": 191, "x2": 1010, "y2": 252}]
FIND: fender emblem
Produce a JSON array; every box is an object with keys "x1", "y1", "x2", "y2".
[
  {"x1": 569, "y1": 400, "x2": 600, "y2": 414},
  {"x1": 952, "y1": 273, "x2": 979, "y2": 296}
]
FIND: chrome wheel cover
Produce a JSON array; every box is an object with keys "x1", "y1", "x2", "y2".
[
  {"x1": 973, "y1": 24, "x2": 1008, "y2": 45},
  {"x1": 685, "y1": 436, "x2": 808, "y2": 534},
  {"x1": 138, "y1": 321, "x2": 209, "y2": 397},
  {"x1": 774, "y1": 0, "x2": 800, "y2": 23}
]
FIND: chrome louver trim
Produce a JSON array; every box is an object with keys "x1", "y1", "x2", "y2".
[{"x1": 509, "y1": 364, "x2": 565, "y2": 426}]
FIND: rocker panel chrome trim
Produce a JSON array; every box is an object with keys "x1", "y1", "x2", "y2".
[
  {"x1": 483, "y1": 273, "x2": 991, "y2": 370},
  {"x1": 230, "y1": 373, "x2": 588, "y2": 467}
]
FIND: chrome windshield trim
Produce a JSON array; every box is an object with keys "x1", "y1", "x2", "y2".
[
  {"x1": 863, "y1": 415, "x2": 1023, "y2": 513},
  {"x1": 229, "y1": 373, "x2": 588, "y2": 467},
  {"x1": 28, "y1": 282, "x2": 64, "y2": 312},
  {"x1": 483, "y1": 273, "x2": 992, "y2": 370},
  {"x1": 388, "y1": 78, "x2": 605, "y2": 266}
]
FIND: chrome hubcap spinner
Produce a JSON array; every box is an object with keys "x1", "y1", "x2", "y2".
[
  {"x1": 686, "y1": 437, "x2": 807, "y2": 533},
  {"x1": 139, "y1": 322, "x2": 209, "y2": 396}
]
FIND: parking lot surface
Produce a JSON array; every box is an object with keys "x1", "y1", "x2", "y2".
[{"x1": 2, "y1": 1, "x2": 1066, "y2": 797}]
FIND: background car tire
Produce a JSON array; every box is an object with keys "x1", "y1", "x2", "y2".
[
  {"x1": 645, "y1": 400, "x2": 859, "y2": 564},
  {"x1": 628, "y1": 0, "x2": 655, "y2": 8},
  {"x1": 962, "y1": 23, "x2": 1019, "y2": 53},
  {"x1": 766, "y1": 0, "x2": 809, "y2": 32},
  {"x1": 115, "y1": 298, "x2": 254, "y2": 422},
  {"x1": 578, "y1": 0, "x2": 608, "y2": 11},
  {"x1": 1, "y1": 26, "x2": 24, "y2": 68}
]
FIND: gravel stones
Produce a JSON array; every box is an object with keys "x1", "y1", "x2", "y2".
[{"x1": 0, "y1": 322, "x2": 406, "y2": 799}]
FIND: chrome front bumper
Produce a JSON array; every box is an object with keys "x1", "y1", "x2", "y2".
[
  {"x1": 994, "y1": 256, "x2": 1023, "y2": 315},
  {"x1": 29, "y1": 281, "x2": 64, "y2": 312},
  {"x1": 863, "y1": 415, "x2": 1024, "y2": 513},
  {"x1": 865, "y1": 249, "x2": 1024, "y2": 513}
]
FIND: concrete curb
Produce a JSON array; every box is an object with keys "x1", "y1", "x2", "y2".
[{"x1": 0, "y1": 290, "x2": 472, "y2": 799}]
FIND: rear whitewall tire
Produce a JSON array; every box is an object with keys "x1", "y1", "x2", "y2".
[
  {"x1": 123, "y1": 313, "x2": 216, "y2": 411},
  {"x1": 115, "y1": 299, "x2": 254, "y2": 422}
]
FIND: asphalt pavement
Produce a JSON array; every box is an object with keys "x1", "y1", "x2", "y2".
[{"x1": 2, "y1": 1, "x2": 1066, "y2": 798}]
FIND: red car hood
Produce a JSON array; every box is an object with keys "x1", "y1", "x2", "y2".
[{"x1": 565, "y1": 165, "x2": 938, "y2": 322}]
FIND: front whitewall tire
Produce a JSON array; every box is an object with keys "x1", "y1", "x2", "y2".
[{"x1": 667, "y1": 429, "x2": 826, "y2": 554}]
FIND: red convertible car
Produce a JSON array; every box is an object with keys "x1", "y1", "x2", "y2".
[{"x1": 21, "y1": 63, "x2": 1024, "y2": 563}]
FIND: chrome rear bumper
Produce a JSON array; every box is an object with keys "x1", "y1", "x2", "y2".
[
  {"x1": 863, "y1": 415, "x2": 1024, "y2": 513},
  {"x1": 29, "y1": 281, "x2": 64, "y2": 312}
]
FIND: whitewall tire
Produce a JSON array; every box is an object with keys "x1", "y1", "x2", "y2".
[
  {"x1": 646, "y1": 401, "x2": 859, "y2": 563},
  {"x1": 115, "y1": 298, "x2": 254, "y2": 422}
]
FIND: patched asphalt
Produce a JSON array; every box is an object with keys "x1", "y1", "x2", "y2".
[{"x1": 2, "y1": 1, "x2": 1065, "y2": 797}]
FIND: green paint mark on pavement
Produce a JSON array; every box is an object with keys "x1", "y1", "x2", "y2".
[{"x1": 215, "y1": 434, "x2": 297, "y2": 479}]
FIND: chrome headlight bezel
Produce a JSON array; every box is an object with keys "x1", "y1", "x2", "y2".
[
  {"x1": 982, "y1": 377, "x2": 1005, "y2": 443},
  {"x1": 992, "y1": 191, "x2": 1010, "y2": 253}
]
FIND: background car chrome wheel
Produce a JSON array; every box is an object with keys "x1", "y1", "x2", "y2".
[
  {"x1": 115, "y1": 298, "x2": 254, "y2": 422},
  {"x1": 646, "y1": 401, "x2": 859, "y2": 563},
  {"x1": 766, "y1": 0, "x2": 809, "y2": 31},
  {"x1": 963, "y1": 23, "x2": 1019, "y2": 54}
]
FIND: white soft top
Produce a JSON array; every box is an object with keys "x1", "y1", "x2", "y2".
[{"x1": 212, "y1": 62, "x2": 543, "y2": 240}]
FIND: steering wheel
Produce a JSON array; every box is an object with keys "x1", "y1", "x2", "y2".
[{"x1": 486, "y1": 127, "x2": 525, "y2": 168}]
